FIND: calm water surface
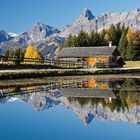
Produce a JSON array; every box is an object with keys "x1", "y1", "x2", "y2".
[{"x1": 0, "y1": 76, "x2": 140, "y2": 140}]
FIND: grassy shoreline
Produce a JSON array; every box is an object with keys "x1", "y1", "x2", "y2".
[
  {"x1": 0, "y1": 74, "x2": 140, "y2": 89},
  {"x1": 0, "y1": 60, "x2": 140, "y2": 80},
  {"x1": 0, "y1": 67, "x2": 140, "y2": 80}
]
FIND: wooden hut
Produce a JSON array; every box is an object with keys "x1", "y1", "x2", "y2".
[{"x1": 57, "y1": 46, "x2": 125, "y2": 68}]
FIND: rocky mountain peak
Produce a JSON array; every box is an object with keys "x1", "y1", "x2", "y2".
[
  {"x1": 0, "y1": 30, "x2": 13, "y2": 44},
  {"x1": 132, "y1": 8, "x2": 140, "y2": 13},
  {"x1": 29, "y1": 22, "x2": 52, "y2": 36},
  {"x1": 8, "y1": 32, "x2": 18, "y2": 37},
  {"x1": 81, "y1": 8, "x2": 95, "y2": 20},
  {"x1": 28, "y1": 22, "x2": 60, "y2": 43},
  {"x1": 59, "y1": 8, "x2": 95, "y2": 37},
  {"x1": 76, "y1": 8, "x2": 95, "y2": 24}
]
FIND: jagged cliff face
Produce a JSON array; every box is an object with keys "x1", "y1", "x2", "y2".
[
  {"x1": 59, "y1": 8, "x2": 95, "y2": 37},
  {"x1": 1, "y1": 8, "x2": 140, "y2": 57},
  {"x1": 59, "y1": 8, "x2": 140, "y2": 37},
  {"x1": 0, "y1": 23, "x2": 64, "y2": 57},
  {"x1": 0, "y1": 30, "x2": 13, "y2": 44},
  {"x1": 28, "y1": 22, "x2": 60, "y2": 43}
]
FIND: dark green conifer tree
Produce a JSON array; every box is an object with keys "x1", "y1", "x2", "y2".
[
  {"x1": 88, "y1": 31, "x2": 101, "y2": 46},
  {"x1": 118, "y1": 29, "x2": 128, "y2": 59},
  {"x1": 77, "y1": 30, "x2": 89, "y2": 47},
  {"x1": 107, "y1": 25, "x2": 117, "y2": 45},
  {"x1": 126, "y1": 45, "x2": 136, "y2": 61}
]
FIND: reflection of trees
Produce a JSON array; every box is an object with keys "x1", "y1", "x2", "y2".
[
  {"x1": 119, "y1": 90, "x2": 140, "y2": 110},
  {"x1": 122, "y1": 78, "x2": 136, "y2": 89},
  {"x1": 68, "y1": 97, "x2": 90, "y2": 107},
  {"x1": 0, "y1": 86, "x2": 22, "y2": 104},
  {"x1": 1, "y1": 78, "x2": 140, "y2": 113},
  {"x1": 0, "y1": 86, "x2": 21, "y2": 98},
  {"x1": 119, "y1": 78, "x2": 140, "y2": 110},
  {"x1": 67, "y1": 84, "x2": 140, "y2": 113},
  {"x1": 67, "y1": 96, "x2": 124, "y2": 112},
  {"x1": 10, "y1": 86, "x2": 21, "y2": 93}
]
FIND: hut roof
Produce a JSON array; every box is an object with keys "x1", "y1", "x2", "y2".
[
  {"x1": 0, "y1": 48, "x2": 3, "y2": 56},
  {"x1": 58, "y1": 46, "x2": 117, "y2": 58},
  {"x1": 117, "y1": 56, "x2": 126, "y2": 65},
  {"x1": 60, "y1": 88, "x2": 116, "y2": 98}
]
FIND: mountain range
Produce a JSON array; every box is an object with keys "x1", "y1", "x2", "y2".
[{"x1": 1, "y1": 8, "x2": 140, "y2": 57}]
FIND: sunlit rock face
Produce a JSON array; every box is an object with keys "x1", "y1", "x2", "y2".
[
  {"x1": 0, "y1": 23, "x2": 63, "y2": 58},
  {"x1": 28, "y1": 22, "x2": 60, "y2": 43}
]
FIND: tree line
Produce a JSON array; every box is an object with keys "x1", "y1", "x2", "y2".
[
  {"x1": 3, "y1": 44, "x2": 43, "y2": 64},
  {"x1": 61, "y1": 24, "x2": 140, "y2": 61}
]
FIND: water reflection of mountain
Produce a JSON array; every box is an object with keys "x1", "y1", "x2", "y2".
[{"x1": 0, "y1": 78, "x2": 140, "y2": 125}]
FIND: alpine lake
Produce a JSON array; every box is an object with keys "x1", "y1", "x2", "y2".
[{"x1": 0, "y1": 74, "x2": 140, "y2": 140}]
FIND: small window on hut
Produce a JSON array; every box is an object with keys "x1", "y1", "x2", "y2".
[
  {"x1": 96, "y1": 83, "x2": 100, "y2": 88},
  {"x1": 96, "y1": 56, "x2": 100, "y2": 62}
]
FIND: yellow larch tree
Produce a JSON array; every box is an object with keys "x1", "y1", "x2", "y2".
[
  {"x1": 126, "y1": 28, "x2": 134, "y2": 45},
  {"x1": 104, "y1": 33, "x2": 111, "y2": 45},
  {"x1": 24, "y1": 44, "x2": 43, "y2": 64},
  {"x1": 24, "y1": 44, "x2": 34, "y2": 59}
]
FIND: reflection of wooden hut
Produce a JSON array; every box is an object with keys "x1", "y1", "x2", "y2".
[
  {"x1": 87, "y1": 80, "x2": 96, "y2": 88},
  {"x1": 60, "y1": 88, "x2": 116, "y2": 99},
  {"x1": 86, "y1": 80, "x2": 109, "y2": 89},
  {"x1": 57, "y1": 46, "x2": 125, "y2": 68}
]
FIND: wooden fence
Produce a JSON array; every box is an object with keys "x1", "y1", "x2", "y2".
[{"x1": 0, "y1": 57, "x2": 88, "y2": 68}]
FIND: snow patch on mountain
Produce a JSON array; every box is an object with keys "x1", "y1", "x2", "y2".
[
  {"x1": 0, "y1": 30, "x2": 12, "y2": 44},
  {"x1": 8, "y1": 32, "x2": 18, "y2": 37}
]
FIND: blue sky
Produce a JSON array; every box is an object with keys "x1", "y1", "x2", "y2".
[{"x1": 0, "y1": 0, "x2": 140, "y2": 33}]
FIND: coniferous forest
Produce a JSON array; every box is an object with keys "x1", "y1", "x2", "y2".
[{"x1": 61, "y1": 24, "x2": 140, "y2": 61}]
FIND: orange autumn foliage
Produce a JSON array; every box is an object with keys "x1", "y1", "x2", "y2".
[{"x1": 24, "y1": 44, "x2": 43, "y2": 64}]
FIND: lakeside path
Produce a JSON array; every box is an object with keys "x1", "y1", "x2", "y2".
[
  {"x1": 0, "y1": 67, "x2": 140, "y2": 79},
  {"x1": 0, "y1": 66, "x2": 140, "y2": 72}
]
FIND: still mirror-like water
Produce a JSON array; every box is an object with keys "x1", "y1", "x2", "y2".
[{"x1": 0, "y1": 75, "x2": 140, "y2": 140}]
